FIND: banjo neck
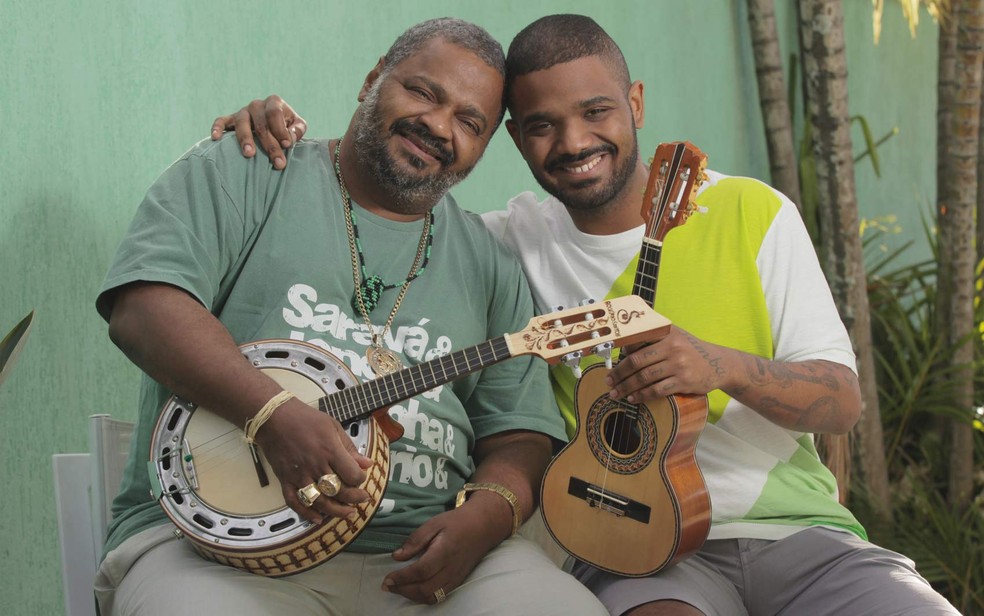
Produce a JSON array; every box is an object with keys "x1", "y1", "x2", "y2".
[
  {"x1": 317, "y1": 335, "x2": 512, "y2": 422},
  {"x1": 317, "y1": 294, "x2": 668, "y2": 424}
]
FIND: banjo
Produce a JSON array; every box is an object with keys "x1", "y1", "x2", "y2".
[{"x1": 149, "y1": 295, "x2": 670, "y2": 577}]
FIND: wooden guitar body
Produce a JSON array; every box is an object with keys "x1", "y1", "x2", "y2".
[{"x1": 541, "y1": 363, "x2": 710, "y2": 576}]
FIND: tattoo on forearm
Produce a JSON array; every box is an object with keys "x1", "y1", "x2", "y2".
[
  {"x1": 759, "y1": 395, "x2": 840, "y2": 431},
  {"x1": 747, "y1": 358, "x2": 839, "y2": 391},
  {"x1": 686, "y1": 332, "x2": 725, "y2": 377}
]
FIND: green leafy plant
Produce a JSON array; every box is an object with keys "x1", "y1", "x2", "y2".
[
  {"x1": 855, "y1": 219, "x2": 984, "y2": 611},
  {"x1": 0, "y1": 310, "x2": 34, "y2": 388}
]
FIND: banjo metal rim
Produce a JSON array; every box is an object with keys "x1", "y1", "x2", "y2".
[{"x1": 149, "y1": 339, "x2": 388, "y2": 575}]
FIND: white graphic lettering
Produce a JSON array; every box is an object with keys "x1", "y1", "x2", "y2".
[
  {"x1": 282, "y1": 283, "x2": 317, "y2": 328},
  {"x1": 444, "y1": 424, "x2": 455, "y2": 458},
  {"x1": 283, "y1": 282, "x2": 463, "y2": 493},
  {"x1": 425, "y1": 336, "x2": 453, "y2": 360},
  {"x1": 400, "y1": 318, "x2": 430, "y2": 360},
  {"x1": 434, "y1": 458, "x2": 448, "y2": 489},
  {"x1": 378, "y1": 498, "x2": 395, "y2": 515}
]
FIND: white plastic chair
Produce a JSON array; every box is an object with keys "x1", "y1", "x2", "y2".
[{"x1": 53, "y1": 414, "x2": 134, "y2": 616}]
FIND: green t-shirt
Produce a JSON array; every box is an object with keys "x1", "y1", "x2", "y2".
[{"x1": 97, "y1": 135, "x2": 565, "y2": 556}]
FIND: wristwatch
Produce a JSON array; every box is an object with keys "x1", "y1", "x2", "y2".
[{"x1": 455, "y1": 482, "x2": 522, "y2": 535}]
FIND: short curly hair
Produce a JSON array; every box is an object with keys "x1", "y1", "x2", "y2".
[
  {"x1": 382, "y1": 18, "x2": 506, "y2": 126},
  {"x1": 505, "y1": 15, "x2": 630, "y2": 110}
]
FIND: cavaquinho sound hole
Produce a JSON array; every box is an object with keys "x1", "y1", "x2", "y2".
[
  {"x1": 602, "y1": 408, "x2": 643, "y2": 457},
  {"x1": 586, "y1": 397, "x2": 659, "y2": 474}
]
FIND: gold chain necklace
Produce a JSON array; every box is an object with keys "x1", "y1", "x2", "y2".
[{"x1": 333, "y1": 138, "x2": 433, "y2": 376}]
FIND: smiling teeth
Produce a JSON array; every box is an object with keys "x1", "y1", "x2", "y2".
[{"x1": 567, "y1": 155, "x2": 602, "y2": 174}]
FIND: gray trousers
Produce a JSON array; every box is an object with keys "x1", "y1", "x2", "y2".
[
  {"x1": 96, "y1": 524, "x2": 607, "y2": 616},
  {"x1": 576, "y1": 527, "x2": 961, "y2": 616}
]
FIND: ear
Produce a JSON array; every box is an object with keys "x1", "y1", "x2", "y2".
[
  {"x1": 505, "y1": 118, "x2": 523, "y2": 152},
  {"x1": 358, "y1": 56, "x2": 386, "y2": 102},
  {"x1": 628, "y1": 80, "x2": 645, "y2": 130}
]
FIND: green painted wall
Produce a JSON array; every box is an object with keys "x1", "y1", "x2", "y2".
[{"x1": 0, "y1": 1, "x2": 937, "y2": 612}]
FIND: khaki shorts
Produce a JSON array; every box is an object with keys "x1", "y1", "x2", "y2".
[
  {"x1": 96, "y1": 523, "x2": 607, "y2": 616},
  {"x1": 575, "y1": 527, "x2": 959, "y2": 616}
]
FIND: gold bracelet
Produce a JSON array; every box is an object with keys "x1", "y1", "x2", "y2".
[
  {"x1": 455, "y1": 482, "x2": 522, "y2": 536},
  {"x1": 243, "y1": 390, "x2": 295, "y2": 444}
]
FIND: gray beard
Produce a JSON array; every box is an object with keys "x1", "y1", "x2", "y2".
[{"x1": 352, "y1": 81, "x2": 472, "y2": 213}]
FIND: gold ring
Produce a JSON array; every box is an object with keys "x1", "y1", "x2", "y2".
[
  {"x1": 434, "y1": 587, "x2": 446, "y2": 604},
  {"x1": 297, "y1": 483, "x2": 321, "y2": 507},
  {"x1": 317, "y1": 473, "x2": 342, "y2": 497}
]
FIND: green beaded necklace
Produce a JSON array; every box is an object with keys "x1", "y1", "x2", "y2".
[{"x1": 333, "y1": 139, "x2": 434, "y2": 315}]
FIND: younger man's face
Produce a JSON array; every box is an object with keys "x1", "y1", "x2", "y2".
[{"x1": 506, "y1": 55, "x2": 643, "y2": 212}]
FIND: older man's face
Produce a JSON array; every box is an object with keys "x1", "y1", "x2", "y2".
[{"x1": 354, "y1": 38, "x2": 503, "y2": 213}]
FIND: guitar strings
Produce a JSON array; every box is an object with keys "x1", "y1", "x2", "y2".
[
  {"x1": 322, "y1": 339, "x2": 509, "y2": 422},
  {"x1": 182, "y1": 339, "x2": 509, "y2": 475},
  {"x1": 172, "y1": 315, "x2": 562, "y2": 489},
  {"x1": 180, "y1": 394, "x2": 323, "y2": 477},
  {"x1": 596, "y1": 150, "x2": 678, "y2": 500}
]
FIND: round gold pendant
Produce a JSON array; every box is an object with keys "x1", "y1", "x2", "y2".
[{"x1": 366, "y1": 346, "x2": 403, "y2": 376}]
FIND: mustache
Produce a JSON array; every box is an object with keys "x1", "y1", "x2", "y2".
[
  {"x1": 392, "y1": 119, "x2": 455, "y2": 167},
  {"x1": 547, "y1": 145, "x2": 615, "y2": 172}
]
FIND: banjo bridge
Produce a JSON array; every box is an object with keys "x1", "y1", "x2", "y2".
[{"x1": 180, "y1": 438, "x2": 201, "y2": 490}]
